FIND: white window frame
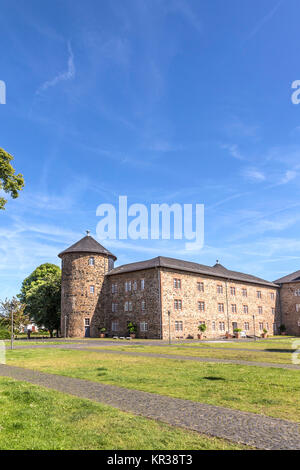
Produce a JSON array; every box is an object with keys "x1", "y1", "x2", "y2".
[{"x1": 140, "y1": 322, "x2": 148, "y2": 332}]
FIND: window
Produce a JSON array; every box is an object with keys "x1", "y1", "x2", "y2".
[
  {"x1": 112, "y1": 283, "x2": 117, "y2": 294},
  {"x1": 88, "y1": 257, "x2": 95, "y2": 266},
  {"x1": 112, "y1": 321, "x2": 119, "y2": 332},
  {"x1": 108, "y1": 257, "x2": 114, "y2": 271},
  {"x1": 272, "y1": 308, "x2": 275, "y2": 315},
  {"x1": 173, "y1": 278, "x2": 181, "y2": 289},
  {"x1": 258, "y1": 306, "x2": 263, "y2": 315},
  {"x1": 257, "y1": 291, "x2": 262, "y2": 299},
  {"x1": 124, "y1": 301, "x2": 129, "y2": 312},
  {"x1": 296, "y1": 304, "x2": 300, "y2": 313},
  {"x1": 232, "y1": 322, "x2": 237, "y2": 330},
  {"x1": 141, "y1": 279, "x2": 145, "y2": 290},
  {"x1": 198, "y1": 301, "x2": 205, "y2": 311},
  {"x1": 90, "y1": 285, "x2": 95, "y2": 294},
  {"x1": 270, "y1": 292, "x2": 275, "y2": 300},
  {"x1": 259, "y1": 322, "x2": 263, "y2": 331},
  {"x1": 295, "y1": 289, "x2": 300, "y2": 296},
  {"x1": 197, "y1": 282, "x2": 204, "y2": 292},
  {"x1": 218, "y1": 303, "x2": 224, "y2": 312},
  {"x1": 140, "y1": 322, "x2": 148, "y2": 332},
  {"x1": 133, "y1": 280, "x2": 137, "y2": 291},
  {"x1": 175, "y1": 321, "x2": 183, "y2": 331},
  {"x1": 112, "y1": 303, "x2": 118, "y2": 313},
  {"x1": 85, "y1": 318, "x2": 90, "y2": 326},
  {"x1": 219, "y1": 321, "x2": 225, "y2": 331},
  {"x1": 242, "y1": 288, "x2": 247, "y2": 297},
  {"x1": 125, "y1": 281, "x2": 132, "y2": 292},
  {"x1": 230, "y1": 287, "x2": 236, "y2": 296},
  {"x1": 128, "y1": 301, "x2": 133, "y2": 312},
  {"x1": 141, "y1": 300, "x2": 146, "y2": 312},
  {"x1": 231, "y1": 304, "x2": 237, "y2": 313},
  {"x1": 125, "y1": 281, "x2": 131, "y2": 292},
  {"x1": 174, "y1": 299, "x2": 182, "y2": 310},
  {"x1": 244, "y1": 322, "x2": 249, "y2": 331},
  {"x1": 212, "y1": 321, "x2": 216, "y2": 331},
  {"x1": 243, "y1": 305, "x2": 248, "y2": 314},
  {"x1": 217, "y1": 285, "x2": 223, "y2": 294}
]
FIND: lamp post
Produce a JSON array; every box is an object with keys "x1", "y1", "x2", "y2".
[
  {"x1": 11, "y1": 308, "x2": 13, "y2": 350},
  {"x1": 252, "y1": 314, "x2": 256, "y2": 341},
  {"x1": 168, "y1": 310, "x2": 171, "y2": 345}
]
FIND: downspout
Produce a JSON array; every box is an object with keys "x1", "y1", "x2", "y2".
[
  {"x1": 225, "y1": 279, "x2": 230, "y2": 333},
  {"x1": 157, "y1": 267, "x2": 163, "y2": 339}
]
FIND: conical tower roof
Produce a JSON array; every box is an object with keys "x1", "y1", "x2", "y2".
[{"x1": 58, "y1": 233, "x2": 117, "y2": 260}]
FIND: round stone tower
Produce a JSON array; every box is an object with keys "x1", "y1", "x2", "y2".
[{"x1": 58, "y1": 231, "x2": 117, "y2": 338}]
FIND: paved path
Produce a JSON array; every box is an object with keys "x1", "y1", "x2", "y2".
[{"x1": 0, "y1": 364, "x2": 299, "y2": 450}]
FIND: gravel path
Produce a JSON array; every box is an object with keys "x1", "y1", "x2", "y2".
[{"x1": 0, "y1": 364, "x2": 299, "y2": 450}]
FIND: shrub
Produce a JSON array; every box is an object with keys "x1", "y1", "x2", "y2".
[{"x1": 0, "y1": 327, "x2": 10, "y2": 339}]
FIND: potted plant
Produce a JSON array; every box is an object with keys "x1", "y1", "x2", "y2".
[
  {"x1": 279, "y1": 324, "x2": 286, "y2": 336},
  {"x1": 197, "y1": 323, "x2": 207, "y2": 339},
  {"x1": 261, "y1": 328, "x2": 268, "y2": 339},
  {"x1": 233, "y1": 328, "x2": 242, "y2": 339},
  {"x1": 99, "y1": 327, "x2": 106, "y2": 338},
  {"x1": 127, "y1": 322, "x2": 137, "y2": 339}
]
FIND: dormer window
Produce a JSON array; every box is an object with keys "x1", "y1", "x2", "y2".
[{"x1": 89, "y1": 257, "x2": 95, "y2": 266}]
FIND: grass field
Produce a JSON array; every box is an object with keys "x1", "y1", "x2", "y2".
[
  {"x1": 6, "y1": 346, "x2": 300, "y2": 422},
  {"x1": 0, "y1": 377, "x2": 248, "y2": 450},
  {"x1": 87, "y1": 343, "x2": 294, "y2": 364}
]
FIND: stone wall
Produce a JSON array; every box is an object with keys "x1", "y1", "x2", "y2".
[
  {"x1": 60, "y1": 252, "x2": 109, "y2": 337},
  {"x1": 160, "y1": 268, "x2": 279, "y2": 339},
  {"x1": 280, "y1": 282, "x2": 300, "y2": 336},
  {"x1": 106, "y1": 268, "x2": 162, "y2": 338}
]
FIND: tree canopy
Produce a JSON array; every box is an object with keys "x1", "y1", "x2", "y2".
[
  {"x1": 0, "y1": 297, "x2": 28, "y2": 333},
  {"x1": 19, "y1": 263, "x2": 61, "y2": 337},
  {"x1": 0, "y1": 148, "x2": 25, "y2": 210}
]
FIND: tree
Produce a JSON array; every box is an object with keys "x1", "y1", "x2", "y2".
[
  {"x1": 19, "y1": 263, "x2": 61, "y2": 337},
  {"x1": 0, "y1": 297, "x2": 28, "y2": 333},
  {"x1": 0, "y1": 148, "x2": 25, "y2": 209}
]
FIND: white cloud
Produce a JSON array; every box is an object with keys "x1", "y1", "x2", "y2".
[
  {"x1": 221, "y1": 143, "x2": 245, "y2": 160},
  {"x1": 280, "y1": 170, "x2": 297, "y2": 184},
  {"x1": 242, "y1": 168, "x2": 266, "y2": 182},
  {"x1": 36, "y1": 41, "x2": 75, "y2": 95}
]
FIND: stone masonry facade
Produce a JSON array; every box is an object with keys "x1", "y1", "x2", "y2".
[
  {"x1": 59, "y1": 236, "x2": 288, "y2": 339},
  {"x1": 279, "y1": 282, "x2": 300, "y2": 336}
]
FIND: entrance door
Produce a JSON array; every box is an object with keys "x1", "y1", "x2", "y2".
[
  {"x1": 232, "y1": 322, "x2": 237, "y2": 331},
  {"x1": 84, "y1": 318, "x2": 90, "y2": 337}
]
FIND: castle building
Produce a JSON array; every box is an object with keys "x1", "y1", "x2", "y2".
[
  {"x1": 274, "y1": 271, "x2": 300, "y2": 336},
  {"x1": 58, "y1": 233, "x2": 295, "y2": 339}
]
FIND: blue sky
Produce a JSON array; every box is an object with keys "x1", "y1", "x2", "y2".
[{"x1": 1, "y1": 0, "x2": 300, "y2": 298}]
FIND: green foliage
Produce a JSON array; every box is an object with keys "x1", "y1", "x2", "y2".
[
  {"x1": 0, "y1": 297, "x2": 28, "y2": 333},
  {"x1": 0, "y1": 148, "x2": 25, "y2": 210},
  {"x1": 19, "y1": 263, "x2": 61, "y2": 336},
  {"x1": 279, "y1": 324, "x2": 286, "y2": 332},
  {"x1": 233, "y1": 328, "x2": 242, "y2": 333},
  {"x1": 198, "y1": 323, "x2": 207, "y2": 332},
  {"x1": 0, "y1": 327, "x2": 10, "y2": 339},
  {"x1": 127, "y1": 322, "x2": 136, "y2": 333}
]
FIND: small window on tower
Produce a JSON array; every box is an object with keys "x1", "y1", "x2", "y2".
[
  {"x1": 90, "y1": 286, "x2": 95, "y2": 294},
  {"x1": 89, "y1": 257, "x2": 95, "y2": 266}
]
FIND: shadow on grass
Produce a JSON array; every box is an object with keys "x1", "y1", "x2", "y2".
[
  {"x1": 203, "y1": 376, "x2": 226, "y2": 381},
  {"x1": 265, "y1": 349, "x2": 296, "y2": 353},
  {"x1": 96, "y1": 367, "x2": 108, "y2": 376}
]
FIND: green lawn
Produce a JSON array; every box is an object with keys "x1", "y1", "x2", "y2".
[
  {"x1": 87, "y1": 343, "x2": 294, "y2": 364},
  {"x1": 0, "y1": 377, "x2": 247, "y2": 450},
  {"x1": 6, "y1": 347, "x2": 300, "y2": 422}
]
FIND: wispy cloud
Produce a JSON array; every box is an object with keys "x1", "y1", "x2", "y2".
[
  {"x1": 36, "y1": 41, "x2": 75, "y2": 95},
  {"x1": 221, "y1": 143, "x2": 245, "y2": 160},
  {"x1": 246, "y1": 0, "x2": 283, "y2": 41},
  {"x1": 280, "y1": 170, "x2": 297, "y2": 184},
  {"x1": 242, "y1": 167, "x2": 266, "y2": 182}
]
